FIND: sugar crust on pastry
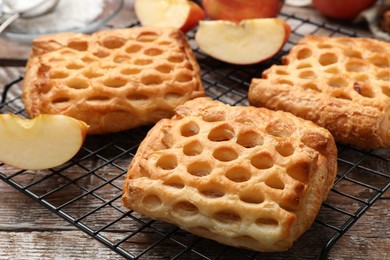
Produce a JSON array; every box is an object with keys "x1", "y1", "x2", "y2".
[
  {"x1": 249, "y1": 35, "x2": 390, "y2": 149},
  {"x1": 122, "y1": 97, "x2": 337, "y2": 252},
  {"x1": 22, "y1": 27, "x2": 205, "y2": 134}
]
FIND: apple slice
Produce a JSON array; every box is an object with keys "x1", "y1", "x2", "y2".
[
  {"x1": 202, "y1": 0, "x2": 284, "y2": 22},
  {"x1": 195, "y1": 18, "x2": 291, "y2": 65},
  {"x1": 0, "y1": 114, "x2": 88, "y2": 170},
  {"x1": 135, "y1": 0, "x2": 205, "y2": 32}
]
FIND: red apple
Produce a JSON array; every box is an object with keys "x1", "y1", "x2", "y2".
[
  {"x1": 201, "y1": 0, "x2": 284, "y2": 22},
  {"x1": 195, "y1": 18, "x2": 291, "y2": 65},
  {"x1": 135, "y1": 0, "x2": 205, "y2": 32},
  {"x1": 312, "y1": 0, "x2": 377, "y2": 20}
]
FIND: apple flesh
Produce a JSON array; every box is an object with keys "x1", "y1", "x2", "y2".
[
  {"x1": 312, "y1": 0, "x2": 377, "y2": 20},
  {"x1": 195, "y1": 18, "x2": 290, "y2": 65},
  {"x1": 202, "y1": 0, "x2": 284, "y2": 22},
  {"x1": 135, "y1": 0, "x2": 205, "y2": 32},
  {"x1": 0, "y1": 114, "x2": 88, "y2": 170}
]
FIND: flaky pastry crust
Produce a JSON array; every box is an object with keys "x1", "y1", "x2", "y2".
[
  {"x1": 122, "y1": 97, "x2": 337, "y2": 252},
  {"x1": 249, "y1": 35, "x2": 390, "y2": 149},
  {"x1": 22, "y1": 27, "x2": 204, "y2": 134}
]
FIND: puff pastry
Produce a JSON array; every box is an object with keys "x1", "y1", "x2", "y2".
[
  {"x1": 122, "y1": 97, "x2": 337, "y2": 252},
  {"x1": 22, "y1": 27, "x2": 205, "y2": 134},
  {"x1": 249, "y1": 35, "x2": 390, "y2": 149}
]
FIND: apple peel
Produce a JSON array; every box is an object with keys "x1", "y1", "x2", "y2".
[
  {"x1": 312, "y1": 0, "x2": 377, "y2": 20},
  {"x1": 135, "y1": 0, "x2": 205, "y2": 32},
  {"x1": 195, "y1": 18, "x2": 291, "y2": 65},
  {"x1": 0, "y1": 114, "x2": 88, "y2": 170},
  {"x1": 202, "y1": 0, "x2": 284, "y2": 22}
]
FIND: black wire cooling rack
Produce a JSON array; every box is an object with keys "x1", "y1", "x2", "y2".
[{"x1": 1, "y1": 11, "x2": 390, "y2": 260}]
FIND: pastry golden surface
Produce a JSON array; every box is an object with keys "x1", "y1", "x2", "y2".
[
  {"x1": 122, "y1": 97, "x2": 337, "y2": 252},
  {"x1": 22, "y1": 27, "x2": 204, "y2": 134},
  {"x1": 249, "y1": 35, "x2": 390, "y2": 149}
]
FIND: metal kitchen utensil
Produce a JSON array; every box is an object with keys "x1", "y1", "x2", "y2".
[{"x1": 0, "y1": 0, "x2": 59, "y2": 34}]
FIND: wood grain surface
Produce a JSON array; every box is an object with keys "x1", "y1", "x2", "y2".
[
  {"x1": 1, "y1": 1, "x2": 390, "y2": 259},
  {"x1": 1, "y1": 180, "x2": 389, "y2": 259}
]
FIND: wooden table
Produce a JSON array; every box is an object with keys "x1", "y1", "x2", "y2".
[{"x1": 1, "y1": 1, "x2": 389, "y2": 259}]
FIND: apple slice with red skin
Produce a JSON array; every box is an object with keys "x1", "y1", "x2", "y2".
[
  {"x1": 0, "y1": 114, "x2": 88, "y2": 170},
  {"x1": 195, "y1": 18, "x2": 291, "y2": 65},
  {"x1": 202, "y1": 0, "x2": 284, "y2": 22},
  {"x1": 135, "y1": 0, "x2": 205, "y2": 32}
]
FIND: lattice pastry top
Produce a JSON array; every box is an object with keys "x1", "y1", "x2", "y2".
[
  {"x1": 122, "y1": 97, "x2": 337, "y2": 252},
  {"x1": 249, "y1": 35, "x2": 390, "y2": 149},
  {"x1": 22, "y1": 27, "x2": 205, "y2": 134}
]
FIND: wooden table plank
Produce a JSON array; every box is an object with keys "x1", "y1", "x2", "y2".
[
  {"x1": 1, "y1": 1, "x2": 389, "y2": 259},
  {"x1": 1, "y1": 180, "x2": 389, "y2": 259},
  {"x1": 0, "y1": 231, "x2": 123, "y2": 259}
]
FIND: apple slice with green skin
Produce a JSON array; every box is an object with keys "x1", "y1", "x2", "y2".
[
  {"x1": 0, "y1": 114, "x2": 88, "y2": 170},
  {"x1": 135, "y1": 0, "x2": 205, "y2": 32},
  {"x1": 195, "y1": 18, "x2": 291, "y2": 65}
]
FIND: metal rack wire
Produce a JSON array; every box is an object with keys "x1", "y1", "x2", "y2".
[{"x1": 1, "y1": 11, "x2": 389, "y2": 260}]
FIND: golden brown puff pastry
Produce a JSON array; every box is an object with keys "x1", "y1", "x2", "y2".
[
  {"x1": 249, "y1": 35, "x2": 390, "y2": 149},
  {"x1": 22, "y1": 27, "x2": 205, "y2": 134},
  {"x1": 122, "y1": 97, "x2": 337, "y2": 252}
]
